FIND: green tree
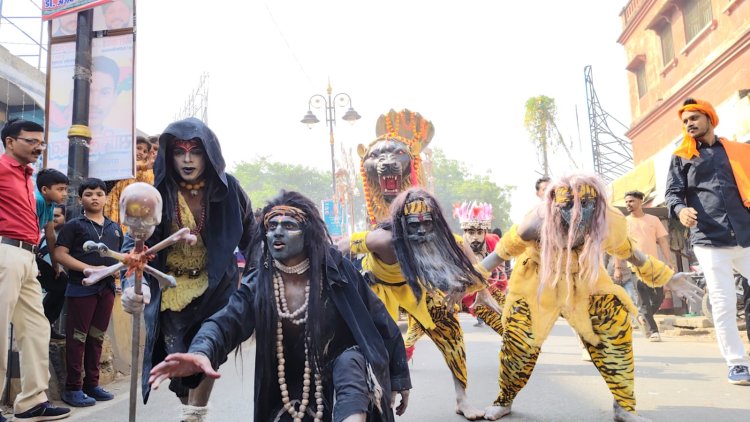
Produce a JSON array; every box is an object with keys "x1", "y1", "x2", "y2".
[
  {"x1": 231, "y1": 156, "x2": 332, "y2": 210},
  {"x1": 430, "y1": 148, "x2": 515, "y2": 233},
  {"x1": 524, "y1": 95, "x2": 578, "y2": 176}
]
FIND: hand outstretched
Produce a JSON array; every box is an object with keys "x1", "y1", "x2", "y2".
[
  {"x1": 666, "y1": 272, "x2": 704, "y2": 305},
  {"x1": 148, "y1": 352, "x2": 221, "y2": 390}
]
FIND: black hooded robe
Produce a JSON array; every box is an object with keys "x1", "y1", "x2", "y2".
[{"x1": 124, "y1": 118, "x2": 254, "y2": 402}]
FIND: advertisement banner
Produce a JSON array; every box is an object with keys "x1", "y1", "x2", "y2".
[
  {"x1": 50, "y1": 0, "x2": 133, "y2": 36},
  {"x1": 46, "y1": 34, "x2": 135, "y2": 180},
  {"x1": 42, "y1": 0, "x2": 113, "y2": 21},
  {"x1": 322, "y1": 199, "x2": 346, "y2": 238}
]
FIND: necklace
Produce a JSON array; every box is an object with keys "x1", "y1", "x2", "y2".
[
  {"x1": 176, "y1": 195, "x2": 207, "y2": 235},
  {"x1": 272, "y1": 270, "x2": 324, "y2": 421},
  {"x1": 178, "y1": 180, "x2": 206, "y2": 197},
  {"x1": 274, "y1": 259, "x2": 310, "y2": 275},
  {"x1": 87, "y1": 217, "x2": 104, "y2": 241}
]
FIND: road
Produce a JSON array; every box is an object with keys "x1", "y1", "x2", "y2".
[{"x1": 64, "y1": 315, "x2": 750, "y2": 421}]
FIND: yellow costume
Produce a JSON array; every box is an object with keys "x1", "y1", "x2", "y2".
[
  {"x1": 492, "y1": 207, "x2": 673, "y2": 412},
  {"x1": 161, "y1": 193, "x2": 209, "y2": 312},
  {"x1": 350, "y1": 231, "x2": 486, "y2": 388}
]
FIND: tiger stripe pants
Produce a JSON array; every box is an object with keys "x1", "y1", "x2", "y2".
[
  {"x1": 403, "y1": 288, "x2": 506, "y2": 388},
  {"x1": 494, "y1": 294, "x2": 635, "y2": 412}
]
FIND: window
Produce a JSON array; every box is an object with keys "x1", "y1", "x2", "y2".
[
  {"x1": 635, "y1": 64, "x2": 648, "y2": 98},
  {"x1": 657, "y1": 24, "x2": 675, "y2": 66},
  {"x1": 683, "y1": 0, "x2": 713, "y2": 42}
]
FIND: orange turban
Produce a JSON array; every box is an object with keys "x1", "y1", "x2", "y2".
[
  {"x1": 674, "y1": 99, "x2": 750, "y2": 207},
  {"x1": 673, "y1": 99, "x2": 719, "y2": 160}
]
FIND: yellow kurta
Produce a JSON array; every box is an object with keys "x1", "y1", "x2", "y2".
[
  {"x1": 496, "y1": 207, "x2": 674, "y2": 347},
  {"x1": 160, "y1": 193, "x2": 209, "y2": 312}
]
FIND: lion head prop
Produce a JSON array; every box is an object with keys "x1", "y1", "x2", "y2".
[{"x1": 358, "y1": 109, "x2": 435, "y2": 225}]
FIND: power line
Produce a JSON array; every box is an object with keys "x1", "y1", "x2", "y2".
[{"x1": 262, "y1": 1, "x2": 314, "y2": 88}]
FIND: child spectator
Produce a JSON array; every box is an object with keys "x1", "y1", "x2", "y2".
[
  {"x1": 37, "y1": 204, "x2": 69, "y2": 340},
  {"x1": 36, "y1": 168, "x2": 69, "y2": 275},
  {"x1": 104, "y1": 135, "x2": 155, "y2": 232},
  {"x1": 54, "y1": 178, "x2": 122, "y2": 407}
]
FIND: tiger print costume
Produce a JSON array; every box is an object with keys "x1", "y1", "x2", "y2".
[{"x1": 489, "y1": 207, "x2": 673, "y2": 416}]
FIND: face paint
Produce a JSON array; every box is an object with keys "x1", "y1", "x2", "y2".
[
  {"x1": 266, "y1": 215, "x2": 306, "y2": 263},
  {"x1": 405, "y1": 212, "x2": 434, "y2": 243},
  {"x1": 172, "y1": 139, "x2": 206, "y2": 183},
  {"x1": 555, "y1": 184, "x2": 598, "y2": 239},
  {"x1": 463, "y1": 227, "x2": 486, "y2": 253}
]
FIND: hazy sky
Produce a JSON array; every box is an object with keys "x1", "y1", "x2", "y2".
[{"x1": 4, "y1": 0, "x2": 633, "y2": 222}]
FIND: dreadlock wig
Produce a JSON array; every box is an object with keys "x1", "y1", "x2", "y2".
[
  {"x1": 252, "y1": 190, "x2": 332, "y2": 390},
  {"x1": 390, "y1": 187, "x2": 484, "y2": 299},
  {"x1": 539, "y1": 173, "x2": 609, "y2": 306}
]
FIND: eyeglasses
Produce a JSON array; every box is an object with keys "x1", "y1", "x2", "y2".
[{"x1": 11, "y1": 136, "x2": 47, "y2": 150}]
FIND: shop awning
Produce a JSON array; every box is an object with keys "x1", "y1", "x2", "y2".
[{"x1": 609, "y1": 158, "x2": 656, "y2": 207}]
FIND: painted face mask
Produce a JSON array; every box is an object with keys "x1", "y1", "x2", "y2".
[
  {"x1": 555, "y1": 184, "x2": 598, "y2": 235},
  {"x1": 265, "y1": 215, "x2": 306, "y2": 263},
  {"x1": 403, "y1": 199, "x2": 435, "y2": 243}
]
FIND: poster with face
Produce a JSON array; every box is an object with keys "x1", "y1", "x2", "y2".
[
  {"x1": 50, "y1": 0, "x2": 134, "y2": 37},
  {"x1": 46, "y1": 34, "x2": 134, "y2": 180}
]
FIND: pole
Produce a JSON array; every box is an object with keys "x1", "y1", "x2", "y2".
[
  {"x1": 326, "y1": 84, "x2": 336, "y2": 196},
  {"x1": 129, "y1": 239, "x2": 144, "y2": 422},
  {"x1": 65, "y1": 9, "x2": 94, "y2": 216}
]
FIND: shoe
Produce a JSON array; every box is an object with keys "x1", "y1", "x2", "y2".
[
  {"x1": 50, "y1": 326, "x2": 66, "y2": 340},
  {"x1": 648, "y1": 332, "x2": 662, "y2": 342},
  {"x1": 83, "y1": 385, "x2": 114, "y2": 401},
  {"x1": 62, "y1": 390, "x2": 96, "y2": 407},
  {"x1": 728, "y1": 365, "x2": 750, "y2": 385},
  {"x1": 14, "y1": 401, "x2": 71, "y2": 420}
]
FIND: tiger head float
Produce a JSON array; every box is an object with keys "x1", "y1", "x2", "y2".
[{"x1": 358, "y1": 109, "x2": 435, "y2": 225}]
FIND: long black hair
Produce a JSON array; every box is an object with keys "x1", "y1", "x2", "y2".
[
  {"x1": 391, "y1": 187, "x2": 484, "y2": 299},
  {"x1": 252, "y1": 190, "x2": 332, "y2": 384}
]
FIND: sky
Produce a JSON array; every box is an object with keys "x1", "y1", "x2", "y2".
[{"x1": 2, "y1": 0, "x2": 634, "y2": 223}]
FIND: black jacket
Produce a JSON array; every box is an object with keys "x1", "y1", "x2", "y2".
[{"x1": 187, "y1": 247, "x2": 411, "y2": 422}]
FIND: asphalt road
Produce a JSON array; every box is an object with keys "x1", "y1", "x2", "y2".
[{"x1": 62, "y1": 315, "x2": 750, "y2": 421}]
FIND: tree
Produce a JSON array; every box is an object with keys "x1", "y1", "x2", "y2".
[
  {"x1": 429, "y1": 148, "x2": 515, "y2": 233},
  {"x1": 232, "y1": 156, "x2": 332, "y2": 210},
  {"x1": 524, "y1": 95, "x2": 577, "y2": 176}
]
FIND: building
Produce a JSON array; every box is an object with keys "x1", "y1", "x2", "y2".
[{"x1": 611, "y1": 0, "x2": 750, "y2": 206}]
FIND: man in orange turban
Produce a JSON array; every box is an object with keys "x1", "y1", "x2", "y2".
[{"x1": 665, "y1": 97, "x2": 750, "y2": 386}]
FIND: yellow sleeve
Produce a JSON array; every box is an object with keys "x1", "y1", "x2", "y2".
[
  {"x1": 633, "y1": 254, "x2": 674, "y2": 287},
  {"x1": 350, "y1": 231, "x2": 370, "y2": 255},
  {"x1": 493, "y1": 224, "x2": 531, "y2": 260}
]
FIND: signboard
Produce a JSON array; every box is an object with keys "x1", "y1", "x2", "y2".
[
  {"x1": 50, "y1": 0, "x2": 133, "y2": 36},
  {"x1": 46, "y1": 34, "x2": 135, "y2": 180},
  {"x1": 322, "y1": 199, "x2": 346, "y2": 238},
  {"x1": 42, "y1": 0, "x2": 113, "y2": 21}
]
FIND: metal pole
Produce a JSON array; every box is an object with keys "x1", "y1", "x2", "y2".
[
  {"x1": 129, "y1": 239, "x2": 145, "y2": 422},
  {"x1": 326, "y1": 84, "x2": 336, "y2": 196},
  {"x1": 65, "y1": 9, "x2": 94, "y2": 216}
]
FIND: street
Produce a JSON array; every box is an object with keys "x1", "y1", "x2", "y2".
[{"x1": 64, "y1": 315, "x2": 750, "y2": 421}]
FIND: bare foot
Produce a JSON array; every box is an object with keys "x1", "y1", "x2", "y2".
[
  {"x1": 455, "y1": 400, "x2": 485, "y2": 420},
  {"x1": 484, "y1": 405, "x2": 511, "y2": 420},
  {"x1": 613, "y1": 401, "x2": 651, "y2": 422}
]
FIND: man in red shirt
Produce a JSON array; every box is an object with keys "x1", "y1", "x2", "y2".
[{"x1": 0, "y1": 119, "x2": 71, "y2": 421}]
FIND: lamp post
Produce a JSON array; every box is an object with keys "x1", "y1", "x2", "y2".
[{"x1": 300, "y1": 82, "x2": 361, "y2": 195}]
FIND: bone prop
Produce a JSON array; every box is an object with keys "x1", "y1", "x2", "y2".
[{"x1": 82, "y1": 262, "x2": 126, "y2": 286}]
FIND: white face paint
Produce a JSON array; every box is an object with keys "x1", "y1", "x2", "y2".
[{"x1": 266, "y1": 215, "x2": 306, "y2": 264}]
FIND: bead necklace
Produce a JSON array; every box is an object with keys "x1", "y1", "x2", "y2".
[
  {"x1": 176, "y1": 195, "x2": 207, "y2": 235},
  {"x1": 274, "y1": 259, "x2": 310, "y2": 275},
  {"x1": 273, "y1": 271, "x2": 324, "y2": 422},
  {"x1": 178, "y1": 180, "x2": 206, "y2": 197}
]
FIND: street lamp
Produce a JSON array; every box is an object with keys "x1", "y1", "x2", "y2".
[{"x1": 300, "y1": 82, "x2": 361, "y2": 195}]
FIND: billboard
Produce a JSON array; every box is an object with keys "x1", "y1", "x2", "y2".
[
  {"x1": 322, "y1": 199, "x2": 346, "y2": 238},
  {"x1": 50, "y1": 0, "x2": 133, "y2": 36},
  {"x1": 46, "y1": 34, "x2": 135, "y2": 180},
  {"x1": 42, "y1": 0, "x2": 113, "y2": 21}
]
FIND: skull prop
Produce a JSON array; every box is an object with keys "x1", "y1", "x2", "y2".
[{"x1": 120, "y1": 182, "x2": 162, "y2": 240}]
